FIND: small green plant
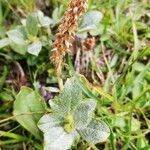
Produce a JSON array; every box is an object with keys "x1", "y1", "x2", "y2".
[
  {"x1": 0, "y1": 10, "x2": 52, "y2": 56},
  {"x1": 38, "y1": 76, "x2": 110, "y2": 150},
  {"x1": 13, "y1": 76, "x2": 110, "y2": 150}
]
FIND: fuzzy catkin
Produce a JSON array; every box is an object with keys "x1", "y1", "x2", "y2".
[{"x1": 51, "y1": 0, "x2": 87, "y2": 68}]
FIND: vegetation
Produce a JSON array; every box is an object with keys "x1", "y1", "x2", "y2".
[{"x1": 0, "y1": 0, "x2": 150, "y2": 149}]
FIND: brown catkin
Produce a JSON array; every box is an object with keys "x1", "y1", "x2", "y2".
[{"x1": 51, "y1": 0, "x2": 87, "y2": 69}]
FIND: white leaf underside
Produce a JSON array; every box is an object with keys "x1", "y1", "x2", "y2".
[
  {"x1": 44, "y1": 127, "x2": 78, "y2": 150},
  {"x1": 79, "y1": 119, "x2": 110, "y2": 144}
]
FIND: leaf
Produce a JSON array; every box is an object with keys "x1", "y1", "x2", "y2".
[
  {"x1": 131, "y1": 117, "x2": 141, "y2": 132},
  {"x1": 132, "y1": 69, "x2": 146, "y2": 99},
  {"x1": 52, "y1": 6, "x2": 64, "y2": 24},
  {"x1": 0, "y1": 38, "x2": 10, "y2": 49},
  {"x1": 38, "y1": 111, "x2": 78, "y2": 150},
  {"x1": 140, "y1": 47, "x2": 150, "y2": 57},
  {"x1": 79, "y1": 119, "x2": 110, "y2": 144},
  {"x1": 7, "y1": 27, "x2": 27, "y2": 55},
  {"x1": 0, "y1": 91, "x2": 14, "y2": 101},
  {"x1": 27, "y1": 41, "x2": 42, "y2": 56},
  {"x1": 7, "y1": 27, "x2": 26, "y2": 44},
  {"x1": 13, "y1": 87, "x2": 46, "y2": 139},
  {"x1": 38, "y1": 114, "x2": 63, "y2": 133},
  {"x1": 136, "y1": 137, "x2": 149, "y2": 149},
  {"x1": 43, "y1": 127, "x2": 78, "y2": 150},
  {"x1": 10, "y1": 42, "x2": 27, "y2": 55},
  {"x1": 133, "y1": 62, "x2": 146, "y2": 72},
  {"x1": 93, "y1": 86, "x2": 114, "y2": 102},
  {"x1": 0, "y1": 130, "x2": 28, "y2": 141},
  {"x1": 73, "y1": 99, "x2": 96, "y2": 129},
  {"x1": 113, "y1": 117, "x2": 126, "y2": 131},
  {"x1": 26, "y1": 14, "x2": 38, "y2": 36},
  {"x1": 49, "y1": 77, "x2": 82, "y2": 117},
  {"x1": 37, "y1": 10, "x2": 53, "y2": 27},
  {"x1": 79, "y1": 11, "x2": 103, "y2": 31}
]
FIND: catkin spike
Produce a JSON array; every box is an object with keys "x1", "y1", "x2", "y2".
[
  {"x1": 51, "y1": 0, "x2": 87, "y2": 66},
  {"x1": 51, "y1": 0, "x2": 87, "y2": 90}
]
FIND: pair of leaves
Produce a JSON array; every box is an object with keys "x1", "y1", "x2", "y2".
[
  {"x1": 7, "y1": 24, "x2": 41, "y2": 56},
  {"x1": 0, "y1": 10, "x2": 52, "y2": 56},
  {"x1": 7, "y1": 15, "x2": 42, "y2": 56},
  {"x1": 38, "y1": 76, "x2": 110, "y2": 150},
  {"x1": 21, "y1": 10, "x2": 53, "y2": 28}
]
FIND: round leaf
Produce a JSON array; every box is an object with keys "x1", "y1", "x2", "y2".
[
  {"x1": 79, "y1": 119, "x2": 110, "y2": 144},
  {"x1": 49, "y1": 77, "x2": 82, "y2": 117},
  {"x1": 37, "y1": 10, "x2": 53, "y2": 27},
  {"x1": 43, "y1": 127, "x2": 78, "y2": 150},
  {"x1": 27, "y1": 41, "x2": 42, "y2": 56},
  {"x1": 80, "y1": 11, "x2": 103, "y2": 30},
  {"x1": 73, "y1": 99, "x2": 96, "y2": 129},
  {"x1": 38, "y1": 114, "x2": 63, "y2": 133},
  {"x1": 13, "y1": 87, "x2": 46, "y2": 139}
]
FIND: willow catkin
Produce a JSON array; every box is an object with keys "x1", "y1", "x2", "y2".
[{"x1": 51, "y1": 0, "x2": 87, "y2": 69}]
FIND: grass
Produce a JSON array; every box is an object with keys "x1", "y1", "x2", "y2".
[{"x1": 0, "y1": 0, "x2": 150, "y2": 149}]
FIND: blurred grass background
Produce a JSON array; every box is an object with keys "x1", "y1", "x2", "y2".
[{"x1": 0, "y1": 0, "x2": 150, "y2": 149}]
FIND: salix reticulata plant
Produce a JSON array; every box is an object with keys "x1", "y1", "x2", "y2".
[{"x1": 38, "y1": 76, "x2": 110, "y2": 150}]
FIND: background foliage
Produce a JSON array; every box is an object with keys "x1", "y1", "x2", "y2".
[{"x1": 0, "y1": 0, "x2": 150, "y2": 149}]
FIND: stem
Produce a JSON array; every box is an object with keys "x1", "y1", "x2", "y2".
[
  {"x1": 56, "y1": 58, "x2": 64, "y2": 91},
  {"x1": 0, "y1": 111, "x2": 47, "y2": 124}
]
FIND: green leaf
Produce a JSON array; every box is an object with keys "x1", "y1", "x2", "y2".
[
  {"x1": 113, "y1": 117, "x2": 126, "y2": 131},
  {"x1": 140, "y1": 47, "x2": 150, "y2": 57},
  {"x1": 133, "y1": 62, "x2": 146, "y2": 72},
  {"x1": 132, "y1": 68, "x2": 146, "y2": 99},
  {"x1": 43, "y1": 127, "x2": 78, "y2": 150},
  {"x1": 0, "y1": 91, "x2": 14, "y2": 101},
  {"x1": 27, "y1": 41, "x2": 42, "y2": 56},
  {"x1": 49, "y1": 77, "x2": 82, "y2": 117},
  {"x1": 136, "y1": 137, "x2": 149, "y2": 149},
  {"x1": 37, "y1": 10, "x2": 53, "y2": 27},
  {"x1": 7, "y1": 27, "x2": 27, "y2": 55},
  {"x1": 79, "y1": 119, "x2": 110, "y2": 144},
  {"x1": 131, "y1": 117, "x2": 141, "y2": 132},
  {"x1": 26, "y1": 14, "x2": 38, "y2": 36},
  {"x1": 0, "y1": 38, "x2": 10, "y2": 49},
  {"x1": 73, "y1": 99, "x2": 96, "y2": 129},
  {"x1": 13, "y1": 87, "x2": 46, "y2": 139},
  {"x1": 7, "y1": 27, "x2": 26, "y2": 44},
  {"x1": 10, "y1": 42, "x2": 27, "y2": 55},
  {"x1": 52, "y1": 6, "x2": 64, "y2": 24},
  {"x1": 79, "y1": 11, "x2": 103, "y2": 32}
]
